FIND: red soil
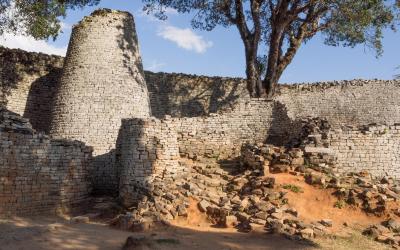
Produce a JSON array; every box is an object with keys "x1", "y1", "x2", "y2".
[{"x1": 273, "y1": 173, "x2": 387, "y2": 233}]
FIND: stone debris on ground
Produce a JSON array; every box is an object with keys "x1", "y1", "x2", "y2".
[{"x1": 109, "y1": 117, "x2": 400, "y2": 248}]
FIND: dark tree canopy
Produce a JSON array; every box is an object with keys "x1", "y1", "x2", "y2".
[
  {"x1": 0, "y1": 0, "x2": 100, "y2": 40},
  {"x1": 143, "y1": 0, "x2": 399, "y2": 97}
]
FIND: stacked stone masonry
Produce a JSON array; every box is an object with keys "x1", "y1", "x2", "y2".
[
  {"x1": 328, "y1": 124, "x2": 400, "y2": 179},
  {"x1": 0, "y1": 108, "x2": 92, "y2": 216},
  {"x1": 49, "y1": 9, "x2": 151, "y2": 194},
  {"x1": 1, "y1": 8, "x2": 400, "y2": 210},
  {"x1": 117, "y1": 117, "x2": 184, "y2": 207},
  {"x1": 0, "y1": 46, "x2": 64, "y2": 133}
]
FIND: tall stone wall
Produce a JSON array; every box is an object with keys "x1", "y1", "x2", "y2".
[
  {"x1": 2, "y1": 46, "x2": 400, "y2": 131},
  {"x1": 49, "y1": 9, "x2": 151, "y2": 194},
  {"x1": 0, "y1": 108, "x2": 92, "y2": 216},
  {"x1": 144, "y1": 71, "x2": 248, "y2": 118},
  {"x1": 0, "y1": 46, "x2": 63, "y2": 133},
  {"x1": 276, "y1": 80, "x2": 400, "y2": 127},
  {"x1": 2, "y1": 42, "x2": 400, "y2": 189}
]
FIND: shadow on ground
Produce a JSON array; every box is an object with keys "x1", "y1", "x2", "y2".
[{"x1": 0, "y1": 216, "x2": 316, "y2": 250}]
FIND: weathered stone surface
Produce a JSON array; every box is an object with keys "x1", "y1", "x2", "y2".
[
  {"x1": 198, "y1": 200, "x2": 211, "y2": 213},
  {"x1": 0, "y1": 109, "x2": 92, "y2": 216},
  {"x1": 49, "y1": 9, "x2": 151, "y2": 194}
]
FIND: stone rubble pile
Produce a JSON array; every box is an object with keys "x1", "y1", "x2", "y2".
[
  {"x1": 110, "y1": 116, "x2": 400, "y2": 246},
  {"x1": 364, "y1": 219, "x2": 400, "y2": 248},
  {"x1": 242, "y1": 141, "x2": 400, "y2": 247},
  {"x1": 111, "y1": 153, "x2": 331, "y2": 240}
]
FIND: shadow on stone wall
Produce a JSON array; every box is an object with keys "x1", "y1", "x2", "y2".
[
  {"x1": 24, "y1": 68, "x2": 62, "y2": 133},
  {"x1": 0, "y1": 47, "x2": 63, "y2": 108},
  {"x1": 0, "y1": 52, "x2": 24, "y2": 107},
  {"x1": 90, "y1": 150, "x2": 119, "y2": 197},
  {"x1": 116, "y1": 16, "x2": 146, "y2": 88},
  {"x1": 115, "y1": 119, "x2": 157, "y2": 207},
  {"x1": 145, "y1": 72, "x2": 243, "y2": 118},
  {"x1": 266, "y1": 101, "x2": 303, "y2": 146}
]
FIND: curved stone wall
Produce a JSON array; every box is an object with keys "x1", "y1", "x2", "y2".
[
  {"x1": 0, "y1": 46, "x2": 63, "y2": 133},
  {"x1": 117, "y1": 117, "x2": 183, "y2": 207},
  {"x1": 49, "y1": 9, "x2": 151, "y2": 194}
]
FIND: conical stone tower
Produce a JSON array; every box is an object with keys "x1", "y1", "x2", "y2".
[{"x1": 50, "y1": 9, "x2": 151, "y2": 194}]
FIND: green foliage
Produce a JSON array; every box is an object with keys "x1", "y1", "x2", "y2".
[
  {"x1": 143, "y1": 0, "x2": 399, "y2": 96},
  {"x1": 323, "y1": 1, "x2": 396, "y2": 57},
  {"x1": 143, "y1": 0, "x2": 397, "y2": 56},
  {"x1": 282, "y1": 184, "x2": 303, "y2": 193},
  {"x1": 0, "y1": 0, "x2": 100, "y2": 40}
]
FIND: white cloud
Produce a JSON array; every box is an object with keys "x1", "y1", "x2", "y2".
[
  {"x1": 145, "y1": 60, "x2": 166, "y2": 71},
  {"x1": 60, "y1": 21, "x2": 72, "y2": 31},
  {"x1": 157, "y1": 25, "x2": 213, "y2": 54},
  {"x1": 0, "y1": 33, "x2": 67, "y2": 56},
  {"x1": 163, "y1": 8, "x2": 178, "y2": 15}
]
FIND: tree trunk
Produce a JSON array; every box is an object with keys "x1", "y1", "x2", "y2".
[
  {"x1": 264, "y1": 70, "x2": 282, "y2": 98},
  {"x1": 263, "y1": 25, "x2": 284, "y2": 98},
  {"x1": 245, "y1": 53, "x2": 262, "y2": 97}
]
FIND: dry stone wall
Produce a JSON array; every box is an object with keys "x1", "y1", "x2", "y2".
[
  {"x1": 276, "y1": 80, "x2": 400, "y2": 127},
  {"x1": 117, "y1": 117, "x2": 183, "y2": 207},
  {"x1": 177, "y1": 100, "x2": 301, "y2": 160},
  {"x1": 328, "y1": 124, "x2": 400, "y2": 178},
  {"x1": 116, "y1": 100, "x2": 301, "y2": 204},
  {"x1": 144, "y1": 71, "x2": 248, "y2": 118},
  {"x1": 2, "y1": 46, "x2": 400, "y2": 132},
  {"x1": 49, "y1": 9, "x2": 151, "y2": 194},
  {"x1": 1, "y1": 11, "x2": 400, "y2": 194},
  {"x1": 0, "y1": 108, "x2": 92, "y2": 216},
  {"x1": 0, "y1": 46, "x2": 63, "y2": 133}
]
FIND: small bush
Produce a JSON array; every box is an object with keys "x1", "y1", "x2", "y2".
[{"x1": 282, "y1": 184, "x2": 303, "y2": 193}]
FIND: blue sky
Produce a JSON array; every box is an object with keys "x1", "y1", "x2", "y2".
[{"x1": 1, "y1": 1, "x2": 399, "y2": 83}]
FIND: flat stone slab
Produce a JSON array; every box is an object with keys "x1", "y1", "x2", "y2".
[{"x1": 304, "y1": 146, "x2": 335, "y2": 155}]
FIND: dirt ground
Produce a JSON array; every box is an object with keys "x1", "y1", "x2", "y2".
[
  {"x1": 0, "y1": 216, "x2": 313, "y2": 250},
  {"x1": 0, "y1": 173, "x2": 393, "y2": 250},
  {"x1": 0, "y1": 213, "x2": 390, "y2": 250},
  {"x1": 273, "y1": 173, "x2": 387, "y2": 234}
]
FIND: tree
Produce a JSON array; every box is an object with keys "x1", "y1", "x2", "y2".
[
  {"x1": 0, "y1": 0, "x2": 100, "y2": 40},
  {"x1": 143, "y1": 0, "x2": 398, "y2": 97}
]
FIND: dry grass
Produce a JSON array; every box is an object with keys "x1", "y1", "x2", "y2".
[{"x1": 315, "y1": 230, "x2": 392, "y2": 250}]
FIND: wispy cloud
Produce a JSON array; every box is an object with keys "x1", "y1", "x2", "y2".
[
  {"x1": 0, "y1": 20, "x2": 72, "y2": 56},
  {"x1": 60, "y1": 21, "x2": 72, "y2": 31},
  {"x1": 0, "y1": 33, "x2": 67, "y2": 56},
  {"x1": 157, "y1": 25, "x2": 213, "y2": 54},
  {"x1": 136, "y1": 7, "x2": 213, "y2": 54},
  {"x1": 145, "y1": 59, "x2": 166, "y2": 71}
]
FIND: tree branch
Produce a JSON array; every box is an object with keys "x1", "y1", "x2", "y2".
[
  {"x1": 278, "y1": 4, "x2": 329, "y2": 75},
  {"x1": 234, "y1": 0, "x2": 250, "y2": 40}
]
